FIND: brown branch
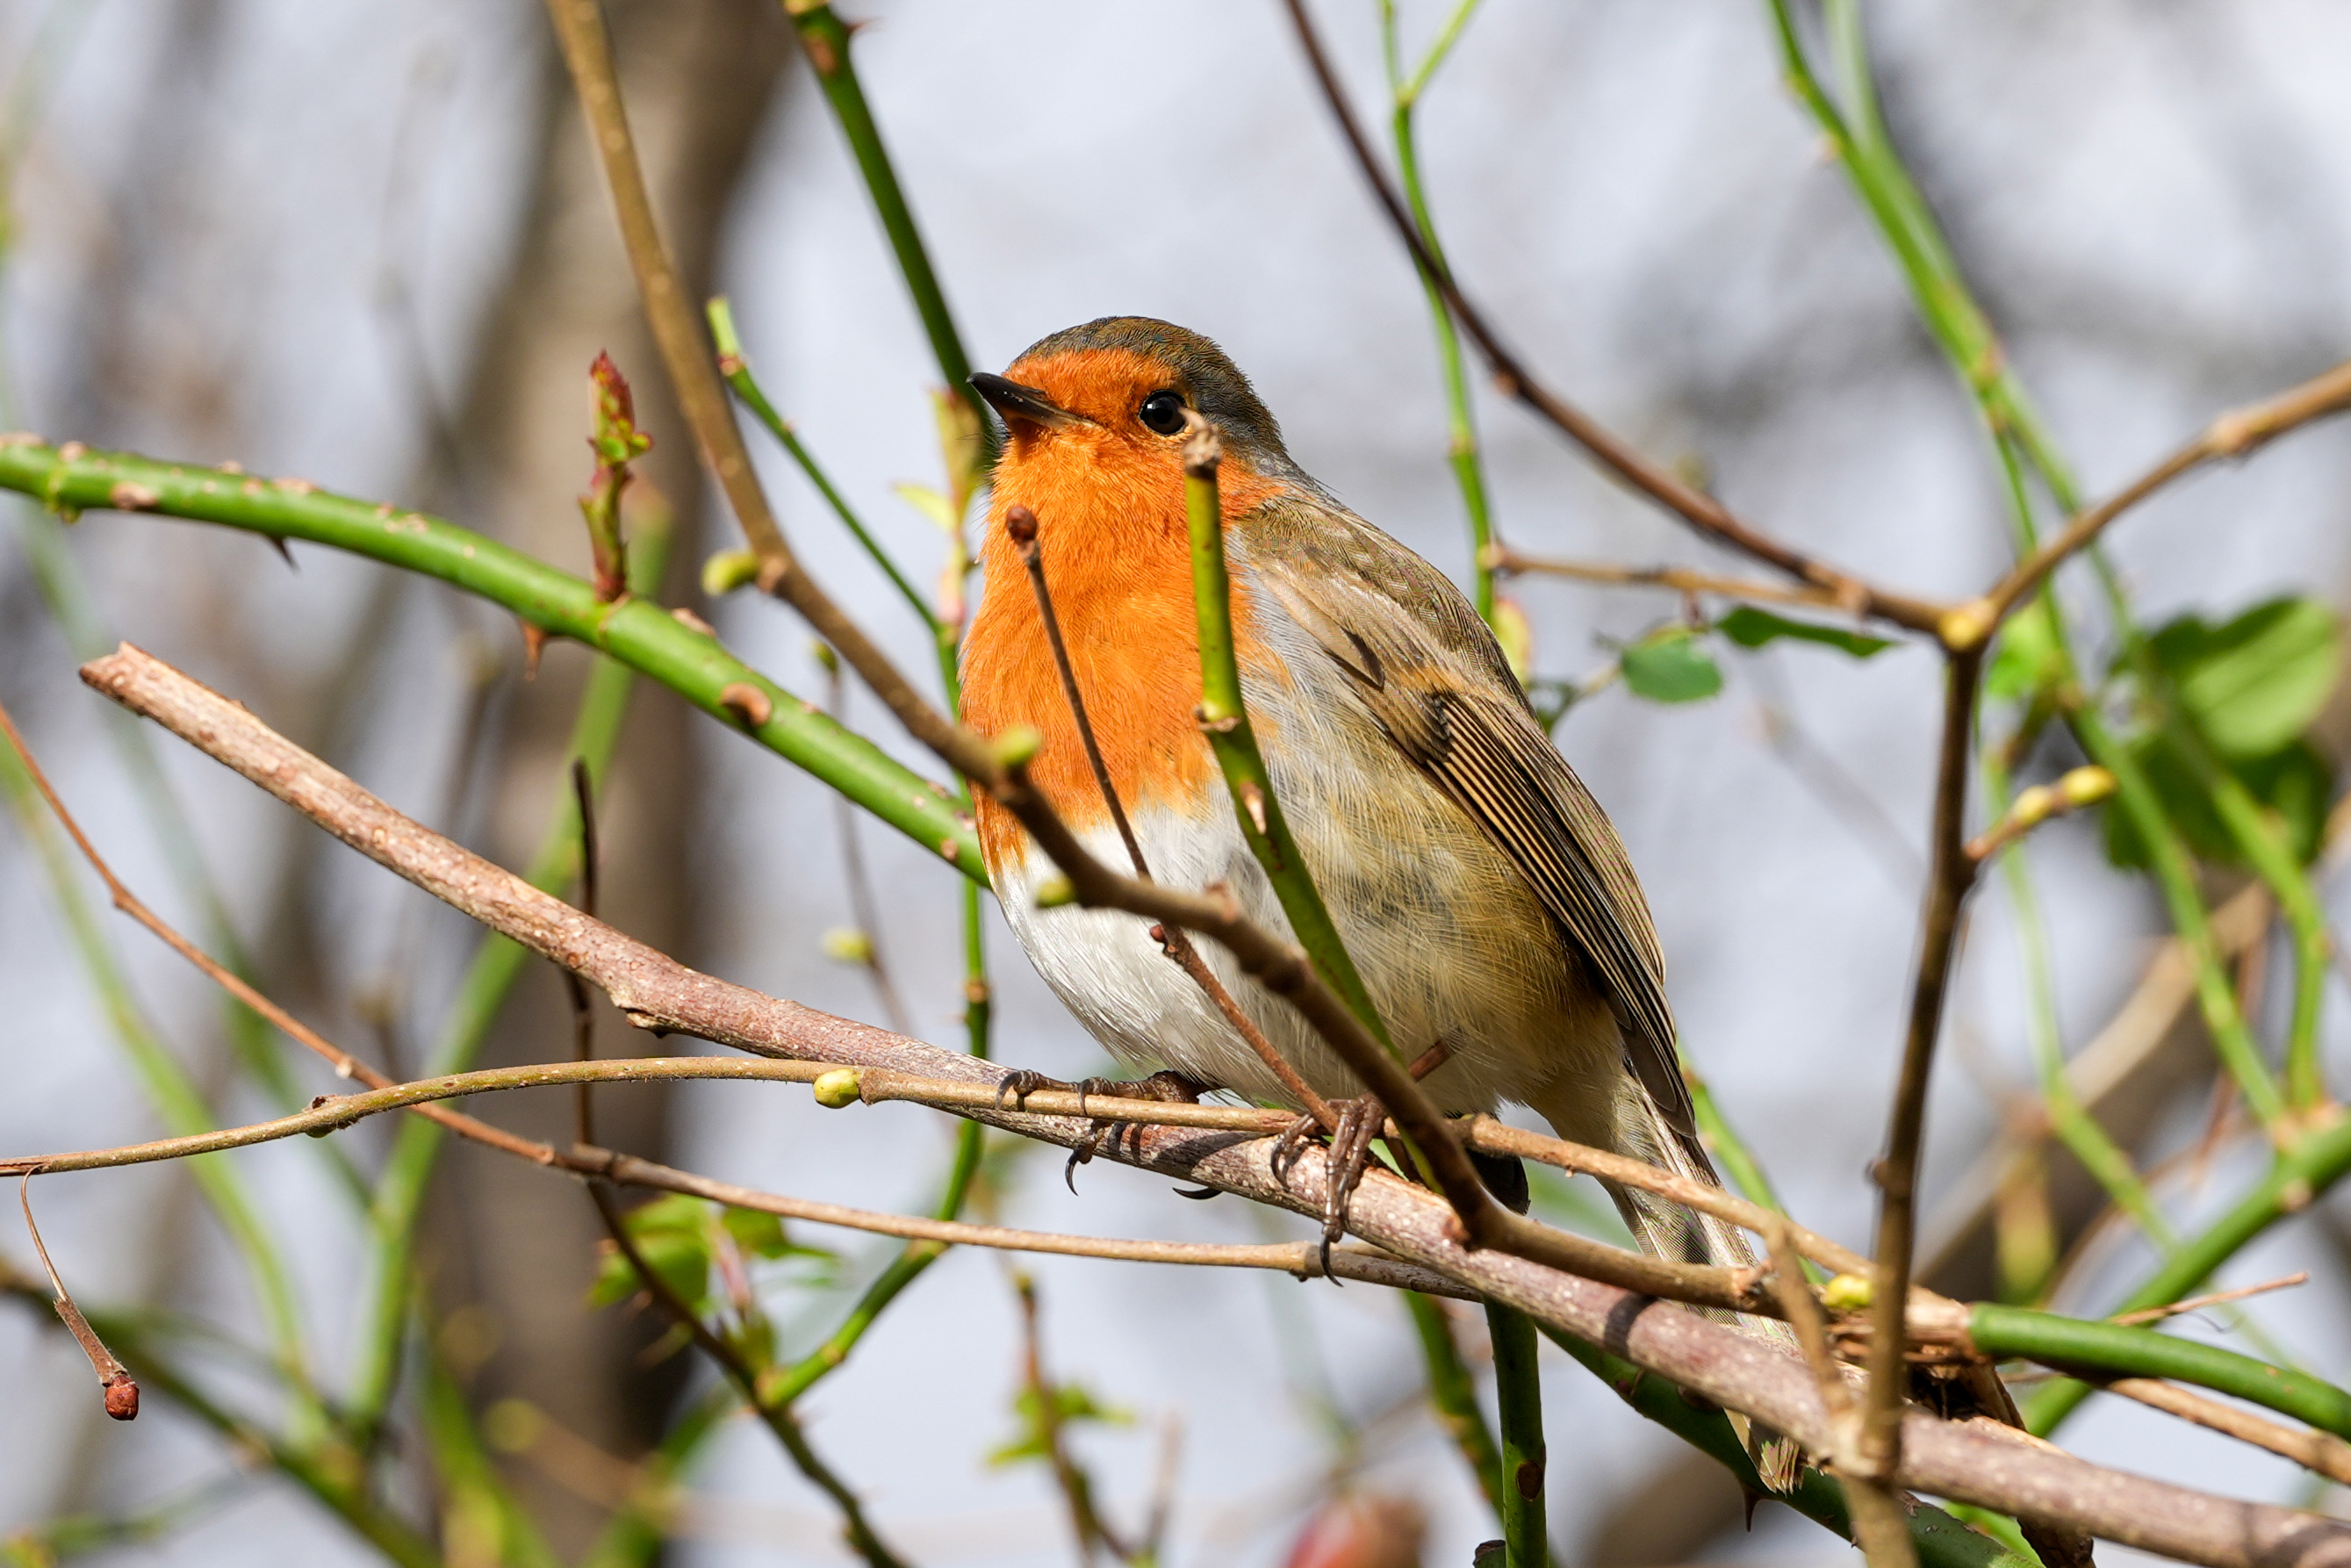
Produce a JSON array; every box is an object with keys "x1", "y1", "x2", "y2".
[
  {"x1": 1004, "y1": 503, "x2": 1337, "y2": 1132},
  {"x1": 82, "y1": 644, "x2": 1745, "y2": 1313},
  {"x1": 1276, "y1": 0, "x2": 1948, "y2": 637},
  {"x1": 17, "y1": 1174, "x2": 138, "y2": 1421},
  {"x1": 1486, "y1": 547, "x2": 1853, "y2": 614},
  {"x1": 2097, "y1": 1376, "x2": 2351, "y2": 1486},
  {"x1": 1860, "y1": 649, "x2": 1987, "y2": 1488},
  {"x1": 1949, "y1": 357, "x2": 2351, "y2": 648},
  {"x1": 69, "y1": 644, "x2": 2351, "y2": 1564},
  {"x1": 1767, "y1": 1223, "x2": 1913, "y2": 1568},
  {"x1": 2113, "y1": 1273, "x2": 2309, "y2": 1327}
]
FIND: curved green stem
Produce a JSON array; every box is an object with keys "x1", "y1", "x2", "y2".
[
  {"x1": 1540, "y1": 1324, "x2": 2032, "y2": 1568},
  {"x1": 1182, "y1": 437, "x2": 1391, "y2": 1054},
  {"x1": 2026, "y1": 1107, "x2": 2351, "y2": 1434},
  {"x1": 780, "y1": 2, "x2": 992, "y2": 457},
  {"x1": 1380, "y1": 0, "x2": 1499, "y2": 623},
  {"x1": 0, "y1": 439, "x2": 983, "y2": 882},
  {"x1": 1978, "y1": 1301, "x2": 2351, "y2": 1439}
]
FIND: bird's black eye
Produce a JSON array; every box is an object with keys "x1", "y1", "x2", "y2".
[{"x1": 1138, "y1": 389, "x2": 1187, "y2": 436}]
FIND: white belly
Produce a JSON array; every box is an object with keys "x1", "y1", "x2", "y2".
[{"x1": 990, "y1": 644, "x2": 1628, "y2": 1147}]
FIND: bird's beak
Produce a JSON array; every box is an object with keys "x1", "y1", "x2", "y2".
[{"x1": 970, "y1": 372, "x2": 1089, "y2": 432}]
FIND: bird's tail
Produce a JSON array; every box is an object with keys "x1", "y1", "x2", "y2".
[{"x1": 1601, "y1": 1073, "x2": 1807, "y2": 1493}]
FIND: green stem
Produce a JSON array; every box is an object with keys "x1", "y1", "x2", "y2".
[
  {"x1": 1380, "y1": 0, "x2": 1499, "y2": 622},
  {"x1": 1486, "y1": 1302, "x2": 1549, "y2": 1568},
  {"x1": 1182, "y1": 440, "x2": 1392, "y2": 1054},
  {"x1": 2025, "y1": 1106, "x2": 2351, "y2": 1434},
  {"x1": 1406, "y1": 1293, "x2": 1506, "y2": 1514},
  {"x1": 1981, "y1": 752, "x2": 2171, "y2": 1252},
  {"x1": 416, "y1": 1345, "x2": 560, "y2": 1568},
  {"x1": 0, "y1": 440, "x2": 984, "y2": 881},
  {"x1": 780, "y1": 2, "x2": 992, "y2": 457},
  {"x1": 347, "y1": 522, "x2": 669, "y2": 1434},
  {"x1": 708, "y1": 297, "x2": 943, "y2": 645},
  {"x1": 1767, "y1": 0, "x2": 2292, "y2": 1135},
  {"x1": 1540, "y1": 1324, "x2": 2032, "y2": 1568},
  {"x1": 1975, "y1": 1301, "x2": 2351, "y2": 1440},
  {"x1": 2067, "y1": 705, "x2": 2286, "y2": 1131}
]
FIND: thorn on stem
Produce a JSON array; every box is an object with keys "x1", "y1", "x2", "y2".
[{"x1": 521, "y1": 621, "x2": 549, "y2": 680}]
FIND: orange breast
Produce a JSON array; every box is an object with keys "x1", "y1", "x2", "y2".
[{"x1": 960, "y1": 432, "x2": 1284, "y2": 876}]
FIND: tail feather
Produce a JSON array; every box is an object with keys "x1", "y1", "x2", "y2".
[{"x1": 1601, "y1": 1074, "x2": 1808, "y2": 1493}]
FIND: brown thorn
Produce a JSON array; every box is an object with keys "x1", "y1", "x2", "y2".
[
  {"x1": 521, "y1": 620, "x2": 549, "y2": 680},
  {"x1": 19, "y1": 1173, "x2": 138, "y2": 1420}
]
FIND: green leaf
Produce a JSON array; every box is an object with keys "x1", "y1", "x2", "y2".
[
  {"x1": 2102, "y1": 735, "x2": 2333, "y2": 871},
  {"x1": 2149, "y1": 597, "x2": 2342, "y2": 759},
  {"x1": 1619, "y1": 627, "x2": 1723, "y2": 703},
  {"x1": 1986, "y1": 600, "x2": 2063, "y2": 703},
  {"x1": 720, "y1": 1205, "x2": 836, "y2": 1268},
  {"x1": 1716, "y1": 605, "x2": 1893, "y2": 659},
  {"x1": 892, "y1": 481, "x2": 956, "y2": 532},
  {"x1": 589, "y1": 1227, "x2": 709, "y2": 1313}
]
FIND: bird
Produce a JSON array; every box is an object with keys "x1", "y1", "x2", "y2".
[{"x1": 959, "y1": 316, "x2": 1796, "y2": 1482}]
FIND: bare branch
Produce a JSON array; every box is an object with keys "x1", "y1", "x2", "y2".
[
  {"x1": 17, "y1": 1175, "x2": 138, "y2": 1421},
  {"x1": 1949, "y1": 358, "x2": 2351, "y2": 648},
  {"x1": 1276, "y1": 0, "x2": 1949, "y2": 637}
]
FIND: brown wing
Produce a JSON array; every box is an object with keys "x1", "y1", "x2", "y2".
[{"x1": 1240, "y1": 497, "x2": 1700, "y2": 1148}]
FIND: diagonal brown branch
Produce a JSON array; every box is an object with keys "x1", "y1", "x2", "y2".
[
  {"x1": 1949, "y1": 357, "x2": 2351, "y2": 648},
  {"x1": 1276, "y1": 0, "x2": 1947, "y2": 637}
]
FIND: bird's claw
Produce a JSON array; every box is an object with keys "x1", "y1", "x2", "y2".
[
  {"x1": 1268, "y1": 1097, "x2": 1388, "y2": 1282},
  {"x1": 990, "y1": 1070, "x2": 1207, "y2": 1192}
]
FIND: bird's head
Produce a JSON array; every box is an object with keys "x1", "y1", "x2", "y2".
[{"x1": 971, "y1": 317, "x2": 1302, "y2": 506}]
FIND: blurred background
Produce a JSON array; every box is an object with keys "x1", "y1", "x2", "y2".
[{"x1": 2, "y1": 1, "x2": 2348, "y2": 1564}]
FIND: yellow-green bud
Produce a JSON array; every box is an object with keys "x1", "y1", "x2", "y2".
[
  {"x1": 2059, "y1": 766, "x2": 2116, "y2": 808},
  {"x1": 1034, "y1": 875, "x2": 1076, "y2": 909},
  {"x1": 2011, "y1": 784, "x2": 2056, "y2": 829},
  {"x1": 1821, "y1": 1272, "x2": 1873, "y2": 1312},
  {"x1": 990, "y1": 723, "x2": 1045, "y2": 771},
  {"x1": 810, "y1": 638, "x2": 839, "y2": 673},
  {"x1": 820, "y1": 927, "x2": 874, "y2": 965},
  {"x1": 701, "y1": 548, "x2": 761, "y2": 597},
  {"x1": 811, "y1": 1068, "x2": 862, "y2": 1108}
]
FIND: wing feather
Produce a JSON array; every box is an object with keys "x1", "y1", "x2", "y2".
[{"x1": 1241, "y1": 499, "x2": 1700, "y2": 1147}]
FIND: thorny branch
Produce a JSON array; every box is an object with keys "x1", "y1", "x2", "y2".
[{"x1": 59, "y1": 643, "x2": 2351, "y2": 1568}]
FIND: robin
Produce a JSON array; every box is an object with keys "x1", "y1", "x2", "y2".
[{"x1": 960, "y1": 317, "x2": 1795, "y2": 1479}]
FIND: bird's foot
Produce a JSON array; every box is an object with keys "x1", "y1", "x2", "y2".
[
  {"x1": 1268, "y1": 1097, "x2": 1391, "y2": 1279},
  {"x1": 992, "y1": 1070, "x2": 1207, "y2": 1191}
]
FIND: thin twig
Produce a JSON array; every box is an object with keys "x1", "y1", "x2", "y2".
[
  {"x1": 1489, "y1": 548, "x2": 1855, "y2": 613},
  {"x1": 2113, "y1": 1273, "x2": 2310, "y2": 1327},
  {"x1": 568, "y1": 758, "x2": 600, "y2": 1148},
  {"x1": 1005, "y1": 502, "x2": 1338, "y2": 1132},
  {"x1": 1276, "y1": 0, "x2": 1948, "y2": 637},
  {"x1": 2096, "y1": 1376, "x2": 2351, "y2": 1486},
  {"x1": 1951, "y1": 358, "x2": 2351, "y2": 647},
  {"x1": 1768, "y1": 1222, "x2": 1913, "y2": 1568},
  {"x1": 587, "y1": 1181, "x2": 910, "y2": 1568},
  {"x1": 18, "y1": 1174, "x2": 138, "y2": 1421}
]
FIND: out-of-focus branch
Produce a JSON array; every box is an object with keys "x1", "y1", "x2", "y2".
[
  {"x1": 1276, "y1": 0, "x2": 1950, "y2": 637},
  {"x1": 2095, "y1": 1377, "x2": 2351, "y2": 1486}
]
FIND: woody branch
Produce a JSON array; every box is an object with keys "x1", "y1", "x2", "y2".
[{"x1": 61, "y1": 642, "x2": 2351, "y2": 1568}]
